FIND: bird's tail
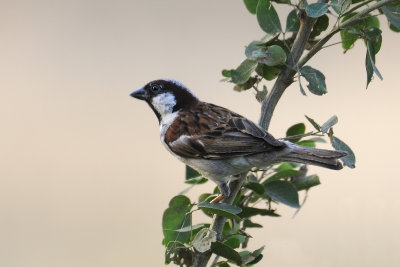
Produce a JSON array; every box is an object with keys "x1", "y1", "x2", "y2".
[{"x1": 280, "y1": 142, "x2": 347, "y2": 170}]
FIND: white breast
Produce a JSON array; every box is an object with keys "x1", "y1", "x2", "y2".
[{"x1": 159, "y1": 111, "x2": 180, "y2": 156}]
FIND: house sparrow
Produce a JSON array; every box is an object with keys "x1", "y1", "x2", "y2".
[{"x1": 131, "y1": 79, "x2": 346, "y2": 200}]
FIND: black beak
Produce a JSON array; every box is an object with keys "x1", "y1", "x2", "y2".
[{"x1": 130, "y1": 87, "x2": 148, "y2": 100}]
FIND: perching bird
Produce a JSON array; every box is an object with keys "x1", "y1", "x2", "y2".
[{"x1": 131, "y1": 79, "x2": 346, "y2": 201}]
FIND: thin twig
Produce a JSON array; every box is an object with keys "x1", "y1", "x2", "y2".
[
  {"x1": 343, "y1": 0, "x2": 374, "y2": 17},
  {"x1": 259, "y1": 11, "x2": 318, "y2": 130}
]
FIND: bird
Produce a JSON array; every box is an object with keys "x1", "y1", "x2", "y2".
[{"x1": 130, "y1": 79, "x2": 347, "y2": 202}]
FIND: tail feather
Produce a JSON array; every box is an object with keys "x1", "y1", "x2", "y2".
[{"x1": 280, "y1": 142, "x2": 347, "y2": 170}]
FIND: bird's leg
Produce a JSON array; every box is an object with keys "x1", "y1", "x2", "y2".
[{"x1": 211, "y1": 182, "x2": 231, "y2": 203}]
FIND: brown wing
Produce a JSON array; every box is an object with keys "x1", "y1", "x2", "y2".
[{"x1": 164, "y1": 102, "x2": 286, "y2": 159}]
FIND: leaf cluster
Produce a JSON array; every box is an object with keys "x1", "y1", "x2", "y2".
[{"x1": 223, "y1": 0, "x2": 399, "y2": 99}]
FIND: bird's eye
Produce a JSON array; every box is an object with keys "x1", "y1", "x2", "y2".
[{"x1": 150, "y1": 84, "x2": 161, "y2": 93}]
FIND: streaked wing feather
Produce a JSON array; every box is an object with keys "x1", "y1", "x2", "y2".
[
  {"x1": 167, "y1": 103, "x2": 286, "y2": 159},
  {"x1": 229, "y1": 117, "x2": 284, "y2": 147}
]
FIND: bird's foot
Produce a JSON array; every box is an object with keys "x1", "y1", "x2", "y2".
[{"x1": 211, "y1": 182, "x2": 231, "y2": 203}]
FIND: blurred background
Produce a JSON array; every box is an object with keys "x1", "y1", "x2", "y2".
[{"x1": 1, "y1": 0, "x2": 399, "y2": 266}]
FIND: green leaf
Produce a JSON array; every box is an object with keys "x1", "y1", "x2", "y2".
[
  {"x1": 296, "y1": 140, "x2": 315, "y2": 147},
  {"x1": 246, "y1": 43, "x2": 287, "y2": 66},
  {"x1": 340, "y1": 14, "x2": 380, "y2": 50},
  {"x1": 249, "y1": 246, "x2": 265, "y2": 263},
  {"x1": 174, "y1": 223, "x2": 205, "y2": 233},
  {"x1": 286, "y1": 123, "x2": 306, "y2": 142},
  {"x1": 299, "y1": 78, "x2": 307, "y2": 96},
  {"x1": 239, "y1": 207, "x2": 267, "y2": 218},
  {"x1": 262, "y1": 45, "x2": 286, "y2": 66},
  {"x1": 275, "y1": 162, "x2": 294, "y2": 171},
  {"x1": 185, "y1": 165, "x2": 208, "y2": 184},
  {"x1": 257, "y1": 0, "x2": 282, "y2": 34},
  {"x1": 305, "y1": 3, "x2": 329, "y2": 18},
  {"x1": 243, "y1": 219, "x2": 263, "y2": 228},
  {"x1": 331, "y1": 136, "x2": 356, "y2": 168},
  {"x1": 286, "y1": 9, "x2": 300, "y2": 32},
  {"x1": 265, "y1": 169, "x2": 301, "y2": 182},
  {"x1": 373, "y1": 33, "x2": 382, "y2": 54},
  {"x1": 222, "y1": 221, "x2": 235, "y2": 237},
  {"x1": 365, "y1": 42, "x2": 374, "y2": 88},
  {"x1": 245, "y1": 41, "x2": 264, "y2": 59},
  {"x1": 305, "y1": 115, "x2": 321, "y2": 131},
  {"x1": 252, "y1": 246, "x2": 265, "y2": 257},
  {"x1": 186, "y1": 165, "x2": 200, "y2": 179},
  {"x1": 239, "y1": 207, "x2": 279, "y2": 218},
  {"x1": 197, "y1": 202, "x2": 242, "y2": 221},
  {"x1": 331, "y1": 0, "x2": 351, "y2": 15},
  {"x1": 293, "y1": 174, "x2": 321, "y2": 191},
  {"x1": 169, "y1": 195, "x2": 191, "y2": 207},
  {"x1": 162, "y1": 195, "x2": 192, "y2": 245},
  {"x1": 231, "y1": 59, "x2": 258, "y2": 84},
  {"x1": 223, "y1": 236, "x2": 243, "y2": 249},
  {"x1": 247, "y1": 253, "x2": 263, "y2": 265},
  {"x1": 271, "y1": 0, "x2": 291, "y2": 3},
  {"x1": 222, "y1": 69, "x2": 234, "y2": 78},
  {"x1": 321, "y1": 115, "x2": 338, "y2": 134},
  {"x1": 216, "y1": 262, "x2": 230, "y2": 267},
  {"x1": 233, "y1": 77, "x2": 258, "y2": 92},
  {"x1": 198, "y1": 193, "x2": 212, "y2": 203},
  {"x1": 243, "y1": 0, "x2": 259, "y2": 14},
  {"x1": 185, "y1": 176, "x2": 208, "y2": 184},
  {"x1": 300, "y1": 65, "x2": 327, "y2": 95},
  {"x1": 390, "y1": 23, "x2": 400, "y2": 32},
  {"x1": 211, "y1": 242, "x2": 242, "y2": 265},
  {"x1": 381, "y1": 1, "x2": 400, "y2": 29},
  {"x1": 365, "y1": 40, "x2": 383, "y2": 88},
  {"x1": 264, "y1": 180, "x2": 300, "y2": 208},
  {"x1": 198, "y1": 194, "x2": 215, "y2": 217},
  {"x1": 245, "y1": 182, "x2": 266, "y2": 195},
  {"x1": 309, "y1": 14, "x2": 329, "y2": 39},
  {"x1": 240, "y1": 246, "x2": 265, "y2": 265},
  {"x1": 364, "y1": 27, "x2": 382, "y2": 41},
  {"x1": 275, "y1": 162, "x2": 293, "y2": 172},
  {"x1": 256, "y1": 64, "x2": 281, "y2": 81}
]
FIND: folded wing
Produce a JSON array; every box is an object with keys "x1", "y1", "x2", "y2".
[{"x1": 165, "y1": 103, "x2": 286, "y2": 159}]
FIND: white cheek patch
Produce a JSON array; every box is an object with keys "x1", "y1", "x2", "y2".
[{"x1": 151, "y1": 92, "x2": 176, "y2": 117}]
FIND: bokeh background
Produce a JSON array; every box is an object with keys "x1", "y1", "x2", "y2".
[{"x1": 1, "y1": 0, "x2": 399, "y2": 266}]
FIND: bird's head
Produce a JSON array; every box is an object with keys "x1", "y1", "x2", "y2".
[{"x1": 131, "y1": 79, "x2": 199, "y2": 122}]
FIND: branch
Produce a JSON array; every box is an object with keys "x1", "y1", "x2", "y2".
[
  {"x1": 342, "y1": 0, "x2": 374, "y2": 18},
  {"x1": 259, "y1": 11, "x2": 318, "y2": 130},
  {"x1": 193, "y1": 174, "x2": 247, "y2": 267}
]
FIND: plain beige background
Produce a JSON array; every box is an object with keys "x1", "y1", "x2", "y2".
[{"x1": 1, "y1": 0, "x2": 400, "y2": 266}]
